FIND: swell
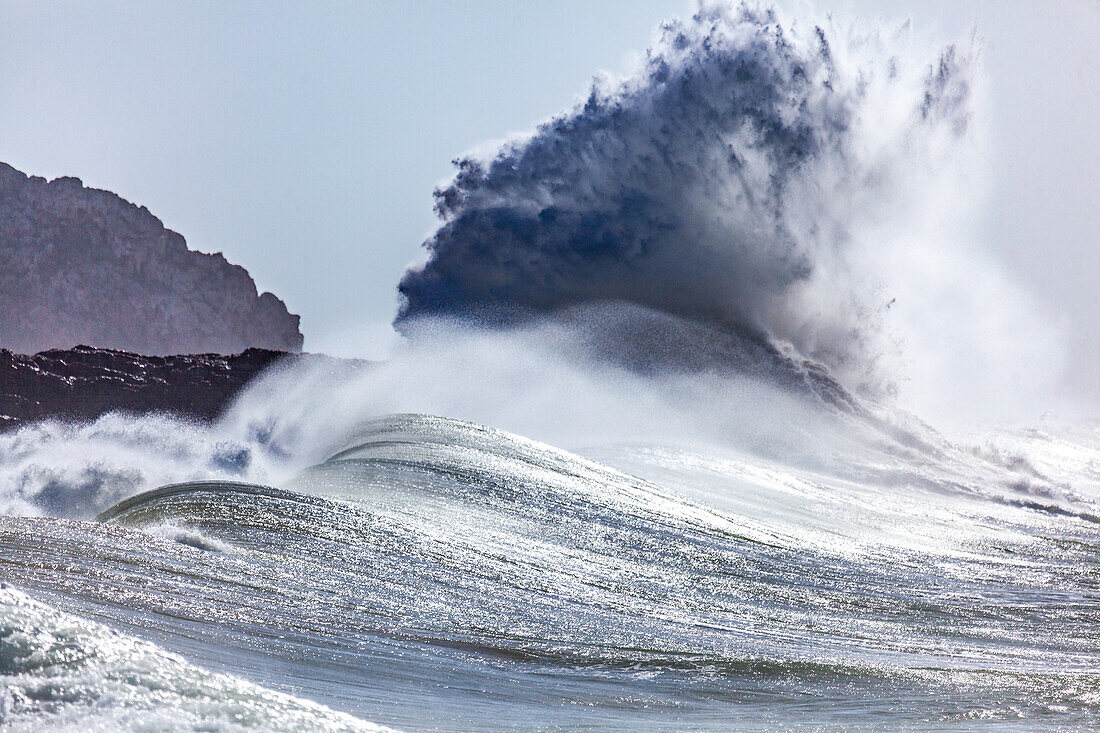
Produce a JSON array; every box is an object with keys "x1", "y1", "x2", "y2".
[{"x1": 4, "y1": 414, "x2": 1100, "y2": 729}]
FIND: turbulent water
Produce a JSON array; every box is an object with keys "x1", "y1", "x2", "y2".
[
  {"x1": 3, "y1": 402, "x2": 1100, "y2": 730},
  {"x1": 4, "y1": 2, "x2": 1099, "y2": 730}
]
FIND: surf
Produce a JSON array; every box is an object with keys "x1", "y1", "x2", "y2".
[
  {"x1": 4, "y1": 414, "x2": 1100, "y2": 729},
  {"x1": 2, "y1": 3, "x2": 1098, "y2": 731}
]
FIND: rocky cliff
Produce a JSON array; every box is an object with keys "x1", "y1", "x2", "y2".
[
  {"x1": 0, "y1": 345, "x2": 292, "y2": 431},
  {"x1": 0, "y1": 163, "x2": 303, "y2": 355}
]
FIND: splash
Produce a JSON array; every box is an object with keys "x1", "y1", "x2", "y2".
[
  {"x1": 0, "y1": 413, "x2": 286, "y2": 519},
  {"x1": 397, "y1": 3, "x2": 973, "y2": 397}
]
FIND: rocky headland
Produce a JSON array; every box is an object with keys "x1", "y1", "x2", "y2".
[
  {"x1": 0, "y1": 345, "x2": 295, "y2": 431},
  {"x1": 0, "y1": 162, "x2": 303, "y2": 355}
]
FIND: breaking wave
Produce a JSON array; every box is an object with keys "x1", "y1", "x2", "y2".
[
  {"x1": 3, "y1": 414, "x2": 1100, "y2": 731},
  {"x1": 2, "y1": 3, "x2": 1096, "y2": 731},
  {"x1": 398, "y1": 3, "x2": 974, "y2": 397},
  {"x1": 0, "y1": 586, "x2": 392, "y2": 732}
]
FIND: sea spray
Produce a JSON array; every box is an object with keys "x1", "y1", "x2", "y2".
[
  {"x1": 0, "y1": 4, "x2": 1096, "y2": 730},
  {"x1": 397, "y1": 3, "x2": 975, "y2": 399}
]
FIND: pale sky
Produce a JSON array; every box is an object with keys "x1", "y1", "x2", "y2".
[{"x1": 2, "y1": 0, "x2": 1097, "y2": 406}]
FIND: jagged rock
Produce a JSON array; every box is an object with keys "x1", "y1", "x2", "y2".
[
  {"x1": 0, "y1": 345, "x2": 293, "y2": 430},
  {"x1": 0, "y1": 163, "x2": 303, "y2": 355}
]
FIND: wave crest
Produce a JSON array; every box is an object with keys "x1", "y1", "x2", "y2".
[{"x1": 397, "y1": 2, "x2": 972, "y2": 396}]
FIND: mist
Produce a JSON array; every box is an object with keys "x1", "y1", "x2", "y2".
[{"x1": 392, "y1": 3, "x2": 1074, "y2": 427}]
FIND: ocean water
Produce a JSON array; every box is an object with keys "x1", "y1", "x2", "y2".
[
  {"x1": 4, "y1": 3, "x2": 1098, "y2": 730},
  {"x1": 2, "y1": 398, "x2": 1099, "y2": 730}
]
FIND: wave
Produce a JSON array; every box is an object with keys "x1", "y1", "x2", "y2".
[
  {"x1": 0, "y1": 412, "x2": 286, "y2": 519},
  {"x1": 1, "y1": 3, "x2": 1096, "y2": 730},
  {"x1": 4, "y1": 414, "x2": 1100, "y2": 729},
  {"x1": 397, "y1": 3, "x2": 973, "y2": 397},
  {"x1": 0, "y1": 586, "x2": 392, "y2": 732}
]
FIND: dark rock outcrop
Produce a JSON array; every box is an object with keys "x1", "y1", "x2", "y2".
[
  {"x1": 0, "y1": 345, "x2": 291, "y2": 430},
  {"x1": 0, "y1": 162, "x2": 303, "y2": 355}
]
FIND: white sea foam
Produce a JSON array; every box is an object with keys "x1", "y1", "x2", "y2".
[
  {"x1": 0, "y1": 585, "x2": 395, "y2": 732},
  {"x1": 0, "y1": 412, "x2": 289, "y2": 520}
]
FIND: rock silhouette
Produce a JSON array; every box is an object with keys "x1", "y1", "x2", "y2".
[
  {"x1": 0, "y1": 163, "x2": 303, "y2": 355},
  {"x1": 0, "y1": 345, "x2": 291, "y2": 430}
]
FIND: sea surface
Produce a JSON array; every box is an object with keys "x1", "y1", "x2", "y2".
[{"x1": 3, "y1": 401, "x2": 1099, "y2": 730}]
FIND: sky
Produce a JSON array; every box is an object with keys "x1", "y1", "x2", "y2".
[{"x1": 1, "y1": 1, "x2": 1098, "y2": 410}]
